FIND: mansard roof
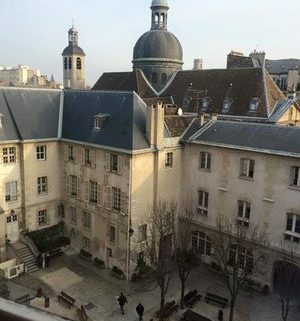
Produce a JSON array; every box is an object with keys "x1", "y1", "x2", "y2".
[
  {"x1": 183, "y1": 120, "x2": 300, "y2": 157},
  {"x1": 93, "y1": 68, "x2": 286, "y2": 120},
  {"x1": 0, "y1": 88, "x2": 149, "y2": 152}
]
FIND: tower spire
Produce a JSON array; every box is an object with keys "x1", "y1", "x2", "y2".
[{"x1": 151, "y1": 0, "x2": 169, "y2": 30}]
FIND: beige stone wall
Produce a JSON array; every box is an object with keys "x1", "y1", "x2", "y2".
[
  {"x1": 181, "y1": 143, "x2": 300, "y2": 285},
  {"x1": 63, "y1": 55, "x2": 85, "y2": 90},
  {"x1": 277, "y1": 104, "x2": 300, "y2": 126}
]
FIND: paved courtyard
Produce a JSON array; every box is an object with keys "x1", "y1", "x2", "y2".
[{"x1": 10, "y1": 249, "x2": 300, "y2": 321}]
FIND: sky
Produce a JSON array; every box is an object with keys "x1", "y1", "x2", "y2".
[{"x1": 0, "y1": 0, "x2": 299, "y2": 87}]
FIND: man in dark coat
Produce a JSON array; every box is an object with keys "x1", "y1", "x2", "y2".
[
  {"x1": 136, "y1": 303, "x2": 144, "y2": 320},
  {"x1": 117, "y1": 292, "x2": 128, "y2": 315}
]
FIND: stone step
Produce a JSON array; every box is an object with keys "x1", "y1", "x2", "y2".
[
  {"x1": 28, "y1": 267, "x2": 39, "y2": 273},
  {"x1": 17, "y1": 248, "x2": 31, "y2": 254},
  {"x1": 23, "y1": 258, "x2": 37, "y2": 265}
]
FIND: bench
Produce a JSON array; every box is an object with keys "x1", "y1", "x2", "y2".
[
  {"x1": 77, "y1": 305, "x2": 88, "y2": 321},
  {"x1": 186, "y1": 294, "x2": 202, "y2": 308},
  {"x1": 164, "y1": 302, "x2": 179, "y2": 318},
  {"x1": 47, "y1": 248, "x2": 63, "y2": 257},
  {"x1": 204, "y1": 292, "x2": 228, "y2": 308},
  {"x1": 57, "y1": 291, "x2": 76, "y2": 309},
  {"x1": 155, "y1": 300, "x2": 176, "y2": 317},
  {"x1": 183, "y1": 289, "x2": 202, "y2": 308},
  {"x1": 182, "y1": 309, "x2": 212, "y2": 321},
  {"x1": 15, "y1": 293, "x2": 30, "y2": 304}
]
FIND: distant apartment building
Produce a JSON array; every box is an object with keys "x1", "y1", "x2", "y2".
[{"x1": 0, "y1": 65, "x2": 61, "y2": 89}]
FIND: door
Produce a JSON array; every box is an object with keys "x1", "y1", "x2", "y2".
[{"x1": 6, "y1": 212, "x2": 19, "y2": 242}]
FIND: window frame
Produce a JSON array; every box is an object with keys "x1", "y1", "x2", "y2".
[
  {"x1": 109, "y1": 226, "x2": 116, "y2": 244},
  {"x1": 5, "y1": 181, "x2": 18, "y2": 202},
  {"x1": 237, "y1": 200, "x2": 251, "y2": 227},
  {"x1": 165, "y1": 152, "x2": 173, "y2": 169},
  {"x1": 3, "y1": 147, "x2": 16, "y2": 164},
  {"x1": 70, "y1": 175, "x2": 78, "y2": 197},
  {"x1": 37, "y1": 176, "x2": 48, "y2": 194},
  {"x1": 37, "y1": 209, "x2": 47, "y2": 226},
  {"x1": 82, "y1": 211, "x2": 91, "y2": 229},
  {"x1": 89, "y1": 181, "x2": 98, "y2": 203},
  {"x1": 112, "y1": 187, "x2": 121, "y2": 211},
  {"x1": 36, "y1": 145, "x2": 47, "y2": 161},
  {"x1": 240, "y1": 158, "x2": 255, "y2": 179},
  {"x1": 199, "y1": 152, "x2": 211, "y2": 170},
  {"x1": 191, "y1": 231, "x2": 211, "y2": 255},
  {"x1": 197, "y1": 190, "x2": 209, "y2": 216},
  {"x1": 290, "y1": 166, "x2": 300, "y2": 188},
  {"x1": 284, "y1": 213, "x2": 300, "y2": 244}
]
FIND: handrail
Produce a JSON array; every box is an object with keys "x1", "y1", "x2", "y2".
[{"x1": 19, "y1": 233, "x2": 40, "y2": 258}]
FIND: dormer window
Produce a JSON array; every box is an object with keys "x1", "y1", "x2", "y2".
[
  {"x1": 249, "y1": 98, "x2": 260, "y2": 112},
  {"x1": 0, "y1": 113, "x2": 4, "y2": 129},
  {"x1": 222, "y1": 98, "x2": 233, "y2": 113},
  {"x1": 200, "y1": 98, "x2": 210, "y2": 111},
  {"x1": 94, "y1": 113, "x2": 109, "y2": 131}
]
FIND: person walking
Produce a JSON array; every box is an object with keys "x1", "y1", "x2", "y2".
[
  {"x1": 117, "y1": 292, "x2": 128, "y2": 315},
  {"x1": 136, "y1": 303, "x2": 144, "y2": 321}
]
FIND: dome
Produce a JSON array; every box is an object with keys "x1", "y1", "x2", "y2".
[
  {"x1": 62, "y1": 45, "x2": 86, "y2": 56},
  {"x1": 133, "y1": 30, "x2": 183, "y2": 63},
  {"x1": 151, "y1": 0, "x2": 168, "y2": 7}
]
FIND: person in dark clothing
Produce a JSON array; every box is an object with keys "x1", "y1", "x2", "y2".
[
  {"x1": 136, "y1": 303, "x2": 144, "y2": 321},
  {"x1": 117, "y1": 292, "x2": 128, "y2": 315}
]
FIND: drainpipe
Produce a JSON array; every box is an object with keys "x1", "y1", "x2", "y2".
[{"x1": 126, "y1": 156, "x2": 133, "y2": 280}]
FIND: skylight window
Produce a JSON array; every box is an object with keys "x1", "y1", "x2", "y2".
[
  {"x1": 222, "y1": 98, "x2": 233, "y2": 113},
  {"x1": 93, "y1": 113, "x2": 109, "y2": 131},
  {"x1": 249, "y1": 98, "x2": 260, "y2": 112},
  {"x1": 200, "y1": 98, "x2": 210, "y2": 111}
]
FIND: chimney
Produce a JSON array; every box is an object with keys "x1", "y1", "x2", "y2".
[
  {"x1": 193, "y1": 59, "x2": 203, "y2": 71},
  {"x1": 199, "y1": 112, "x2": 205, "y2": 126},
  {"x1": 146, "y1": 102, "x2": 165, "y2": 148},
  {"x1": 249, "y1": 50, "x2": 266, "y2": 68},
  {"x1": 211, "y1": 113, "x2": 218, "y2": 121}
]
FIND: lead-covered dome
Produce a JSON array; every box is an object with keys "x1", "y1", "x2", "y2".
[{"x1": 133, "y1": 30, "x2": 183, "y2": 63}]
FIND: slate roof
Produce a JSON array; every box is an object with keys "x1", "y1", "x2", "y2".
[
  {"x1": 183, "y1": 120, "x2": 300, "y2": 156},
  {"x1": 0, "y1": 88, "x2": 61, "y2": 140},
  {"x1": 62, "y1": 91, "x2": 149, "y2": 151},
  {"x1": 266, "y1": 59, "x2": 300, "y2": 74},
  {"x1": 93, "y1": 68, "x2": 286, "y2": 119},
  {"x1": 165, "y1": 115, "x2": 194, "y2": 137},
  {"x1": 62, "y1": 45, "x2": 85, "y2": 56}
]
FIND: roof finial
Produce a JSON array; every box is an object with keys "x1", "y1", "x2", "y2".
[{"x1": 72, "y1": 18, "x2": 75, "y2": 28}]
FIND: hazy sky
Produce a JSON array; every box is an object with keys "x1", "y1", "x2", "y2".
[{"x1": 0, "y1": 0, "x2": 299, "y2": 86}]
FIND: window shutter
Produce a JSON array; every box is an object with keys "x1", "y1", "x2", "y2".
[
  {"x1": 81, "y1": 148, "x2": 85, "y2": 165},
  {"x1": 204, "y1": 192, "x2": 209, "y2": 208},
  {"x1": 97, "y1": 183, "x2": 103, "y2": 206},
  {"x1": 85, "y1": 181, "x2": 89, "y2": 202},
  {"x1": 207, "y1": 153, "x2": 211, "y2": 169},
  {"x1": 117, "y1": 156, "x2": 123, "y2": 175},
  {"x1": 105, "y1": 186, "x2": 112, "y2": 210},
  {"x1": 120, "y1": 191, "x2": 127, "y2": 215},
  {"x1": 77, "y1": 177, "x2": 82, "y2": 199},
  {"x1": 74, "y1": 147, "x2": 79, "y2": 164},
  {"x1": 105, "y1": 153, "x2": 110, "y2": 172},
  {"x1": 0, "y1": 148, "x2": 3, "y2": 164},
  {"x1": 66, "y1": 175, "x2": 70, "y2": 196},
  {"x1": 90, "y1": 150, "x2": 96, "y2": 168},
  {"x1": 64, "y1": 145, "x2": 68, "y2": 161}
]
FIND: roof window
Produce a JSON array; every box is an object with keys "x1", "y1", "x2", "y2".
[
  {"x1": 0, "y1": 113, "x2": 4, "y2": 129},
  {"x1": 94, "y1": 113, "x2": 109, "y2": 131},
  {"x1": 222, "y1": 98, "x2": 233, "y2": 113},
  {"x1": 200, "y1": 97, "x2": 210, "y2": 111},
  {"x1": 249, "y1": 98, "x2": 260, "y2": 112}
]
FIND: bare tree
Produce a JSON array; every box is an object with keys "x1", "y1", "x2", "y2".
[
  {"x1": 212, "y1": 216, "x2": 268, "y2": 321},
  {"x1": 173, "y1": 204, "x2": 199, "y2": 309},
  {"x1": 275, "y1": 243, "x2": 300, "y2": 321},
  {"x1": 142, "y1": 200, "x2": 176, "y2": 321}
]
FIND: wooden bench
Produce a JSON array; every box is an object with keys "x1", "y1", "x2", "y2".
[
  {"x1": 77, "y1": 305, "x2": 88, "y2": 321},
  {"x1": 47, "y1": 248, "x2": 63, "y2": 257},
  {"x1": 57, "y1": 291, "x2": 75, "y2": 309},
  {"x1": 182, "y1": 309, "x2": 212, "y2": 321},
  {"x1": 183, "y1": 289, "x2": 202, "y2": 308},
  {"x1": 204, "y1": 292, "x2": 228, "y2": 308},
  {"x1": 164, "y1": 302, "x2": 179, "y2": 318},
  {"x1": 155, "y1": 300, "x2": 176, "y2": 317}
]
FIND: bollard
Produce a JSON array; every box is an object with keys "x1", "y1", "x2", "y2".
[
  {"x1": 37, "y1": 287, "x2": 42, "y2": 298},
  {"x1": 45, "y1": 297, "x2": 50, "y2": 308},
  {"x1": 218, "y1": 309, "x2": 223, "y2": 321}
]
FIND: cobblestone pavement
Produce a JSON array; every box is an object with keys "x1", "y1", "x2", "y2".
[{"x1": 10, "y1": 251, "x2": 300, "y2": 321}]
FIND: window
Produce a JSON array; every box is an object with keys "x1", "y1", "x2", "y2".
[
  {"x1": 76, "y1": 57, "x2": 82, "y2": 70},
  {"x1": 198, "y1": 190, "x2": 209, "y2": 216},
  {"x1": 192, "y1": 231, "x2": 211, "y2": 255},
  {"x1": 7, "y1": 212, "x2": 17, "y2": 223},
  {"x1": 57, "y1": 204, "x2": 64, "y2": 218},
  {"x1": 68, "y1": 146, "x2": 74, "y2": 161},
  {"x1": 222, "y1": 98, "x2": 233, "y2": 113},
  {"x1": 165, "y1": 152, "x2": 173, "y2": 168},
  {"x1": 112, "y1": 187, "x2": 121, "y2": 210},
  {"x1": 64, "y1": 57, "x2": 68, "y2": 70},
  {"x1": 84, "y1": 149, "x2": 90, "y2": 165},
  {"x1": 107, "y1": 247, "x2": 113, "y2": 257},
  {"x1": 82, "y1": 211, "x2": 91, "y2": 229},
  {"x1": 68, "y1": 57, "x2": 72, "y2": 69},
  {"x1": 70, "y1": 175, "x2": 78, "y2": 197},
  {"x1": 228, "y1": 245, "x2": 253, "y2": 272},
  {"x1": 240, "y1": 159, "x2": 255, "y2": 179},
  {"x1": 200, "y1": 98, "x2": 210, "y2": 111},
  {"x1": 290, "y1": 166, "x2": 300, "y2": 187},
  {"x1": 82, "y1": 237, "x2": 91, "y2": 249},
  {"x1": 284, "y1": 213, "x2": 300, "y2": 244},
  {"x1": 36, "y1": 145, "x2": 46, "y2": 160},
  {"x1": 3, "y1": 147, "x2": 16, "y2": 164},
  {"x1": 109, "y1": 226, "x2": 116, "y2": 244},
  {"x1": 199, "y1": 152, "x2": 211, "y2": 170},
  {"x1": 5, "y1": 181, "x2": 17, "y2": 202},
  {"x1": 110, "y1": 154, "x2": 118, "y2": 172},
  {"x1": 139, "y1": 224, "x2": 147, "y2": 242},
  {"x1": 106, "y1": 154, "x2": 122, "y2": 174},
  {"x1": 237, "y1": 200, "x2": 251, "y2": 227},
  {"x1": 249, "y1": 98, "x2": 259, "y2": 112},
  {"x1": 70, "y1": 207, "x2": 76, "y2": 224},
  {"x1": 37, "y1": 209, "x2": 47, "y2": 226},
  {"x1": 89, "y1": 181, "x2": 98, "y2": 203},
  {"x1": 161, "y1": 73, "x2": 167, "y2": 84},
  {"x1": 37, "y1": 176, "x2": 48, "y2": 194}
]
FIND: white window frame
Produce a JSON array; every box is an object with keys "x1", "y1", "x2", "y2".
[
  {"x1": 199, "y1": 152, "x2": 211, "y2": 170},
  {"x1": 198, "y1": 190, "x2": 209, "y2": 216},
  {"x1": 70, "y1": 175, "x2": 78, "y2": 197},
  {"x1": 3, "y1": 147, "x2": 16, "y2": 164},
  {"x1": 37, "y1": 209, "x2": 47, "y2": 226},
  {"x1": 82, "y1": 211, "x2": 91, "y2": 229},
  {"x1": 89, "y1": 181, "x2": 98, "y2": 203},
  {"x1": 109, "y1": 226, "x2": 116, "y2": 244},
  {"x1": 240, "y1": 159, "x2": 255, "y2": 179},
  {"x1": 68, "y1": 146, "x2": 74, "y2": 161},
  {"x1": 191, "y1": 231, "x2": 211, "y2": 255},
  {"x1": 112, "y1": 187, "x2": 121, "y2": 211},
  {"x1": 36, "y1": 145, "x2": 46, "y2": 160},
  {"x1": 37, "y1": 176, "x2": 48, "y2": 194},
  {"x1": 290, "y1": 166, "x2": 300, "y2": 188},
  {"x1": 5, "y1": 181, "x2": 17, "y2": 202},
  {"x1": 284, "y1": 213, "x2": 300, "y2": 244},
  {"x1": 237, "y1": 200, "x2": 251, "y2": 227},
  {"x1": 165, "y1": 152, "x2": 173, "y2": 168},
  {"x1": 228, "y1": 245, "x2": 253, "y2": 272}
]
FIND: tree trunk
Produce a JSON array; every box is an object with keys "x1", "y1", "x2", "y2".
[
  {"x1": 180, "y1": 278, "x2": 185, "y2": 309},
  {"x1": 229, "y1": 298, "x2": 235, "y2": 321},
  {"x1": 281, "y1": 299, "x2": 289, "y2": 321},
  {"x1": 159, "y1": 280, "x2": 165, "y2": 321}
]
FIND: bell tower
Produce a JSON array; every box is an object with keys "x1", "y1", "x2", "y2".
[
  {"x1": 62, "y1": 25, "x2": 86, "y2": 90},
  {"x1": 151, "y1": 0, "x2": 169, "y2": 30}
]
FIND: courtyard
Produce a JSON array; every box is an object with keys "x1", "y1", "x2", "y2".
[{"x1": 7, "y1": 248, "x2": 299, "y2": 321}]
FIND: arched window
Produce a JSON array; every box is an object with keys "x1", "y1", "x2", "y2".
[
  {"x1": 191, "y1": 231, "x2": 211, "y2": 255},
  {"x1": 76, "y1": 57, "x2": 82, "y2": 70},
  {"x1": 161, "y1": 73, "x2": 167, "y2": 84},
  {"x1": 68, "y1": 57, "x2": 72, "y2": 69},
  {"x1": 151, "y1": 72, "x2": 157, "y2": 84},
  {"x1": 155, "y1": 13, "x2": 159, "y2": 24},
  {"x1": 161, "y1": 13, "x2": 165, "y2": 23},
  {"x1": 64, "y1": 57, "x2": 68, "y2": 70}
]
